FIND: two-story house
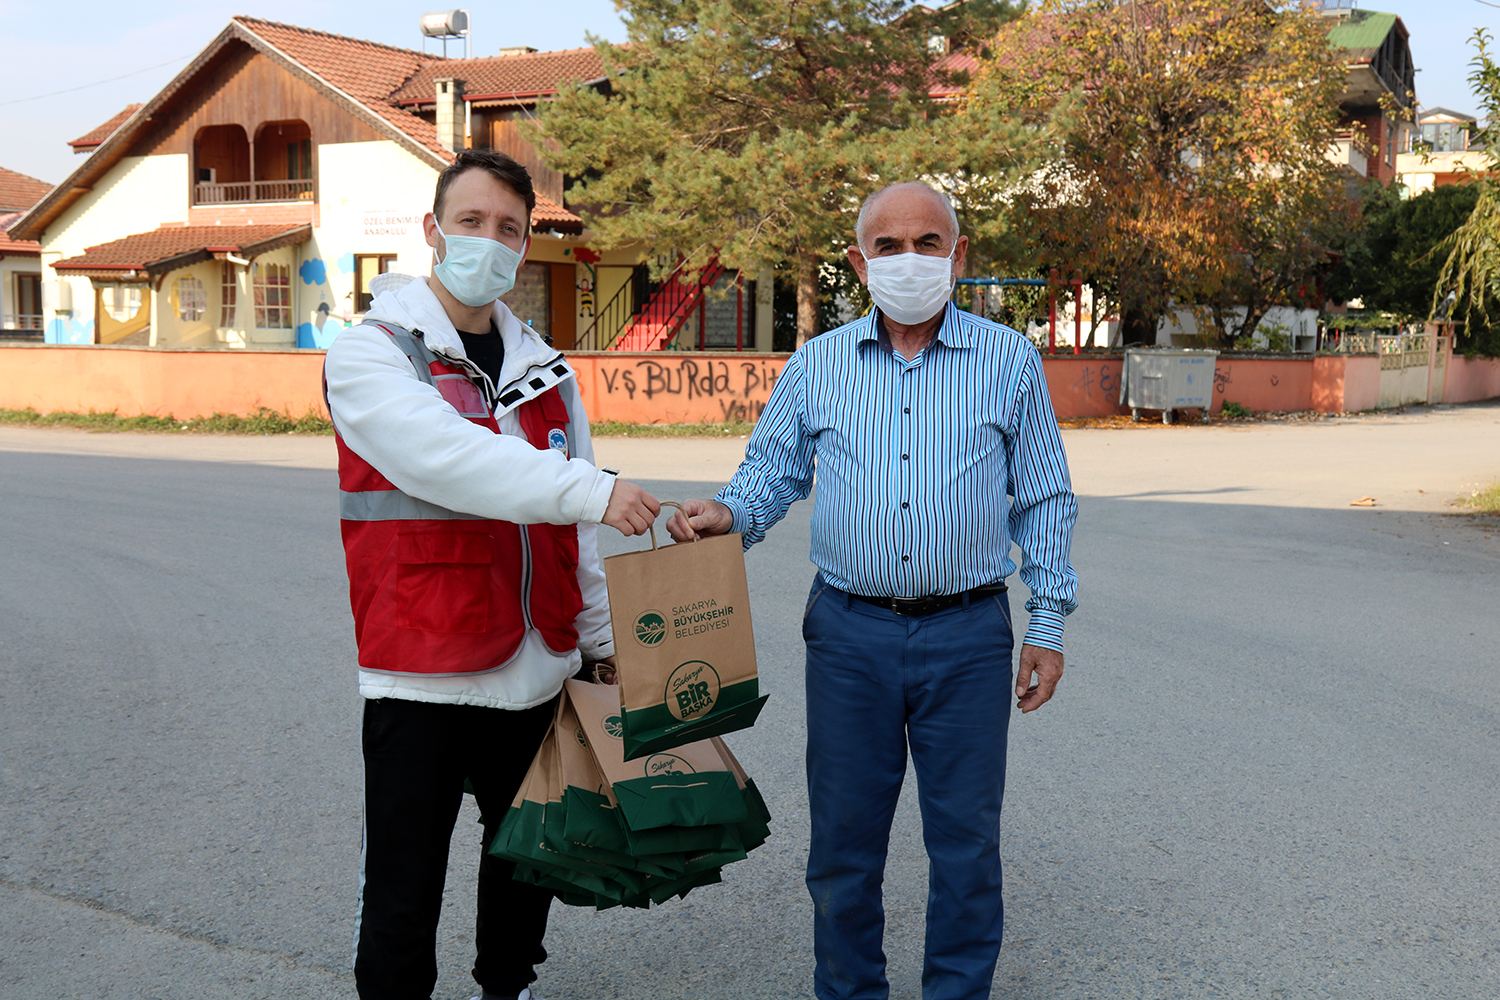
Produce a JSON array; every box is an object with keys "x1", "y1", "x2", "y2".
[{"x1": 10, "y1": 17, "x2": 768, "y2": 353}]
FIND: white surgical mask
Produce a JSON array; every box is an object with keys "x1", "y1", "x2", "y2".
[
  {"x1": 862, "y1": 246, "x2": 956, "y2": 325},
  {"x1": 432, "y1": 230, "x2": 526, "y2": 307}
]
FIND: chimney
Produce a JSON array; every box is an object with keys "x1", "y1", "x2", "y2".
[{"x1": 435, "y1": 77, "x2": 466, "y2": 152}]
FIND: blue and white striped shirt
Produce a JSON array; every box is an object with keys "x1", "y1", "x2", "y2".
[{"x1": 717, "y1": 303, "x2": 1078, "y2": 652}]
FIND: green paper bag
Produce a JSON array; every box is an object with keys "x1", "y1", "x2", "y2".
[{"x1": 568, "y1": 678, "x2": 750, "y2": 830}]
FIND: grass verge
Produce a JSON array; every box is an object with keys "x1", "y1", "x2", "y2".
[
  {"x1": 589, "y1": 420, "x2": 755, "y2": 438},
  {"x1": 0, "y1": 407, "x2": 335, "y2": 435},
  {"x1": 1463, "y1": 481, "x2": 1500, "y2": 515}
]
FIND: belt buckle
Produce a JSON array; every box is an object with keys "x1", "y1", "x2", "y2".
[{"x1": 889, "y1": 596, "x2": 927, "y2": 616}]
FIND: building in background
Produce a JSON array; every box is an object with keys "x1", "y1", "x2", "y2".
[
  {"x1": 0, "y1": 166, "x2": 52, "y2": 338},
  {"x1": 8, "y1": 17, "x2": 769, "y2": 352},
  {"x1": 1396, "y1": 108, "x2": 1490, "y2": 196},
  {"x1": 1322, "y1": 3, "x2": 1415, "y2": 184}
]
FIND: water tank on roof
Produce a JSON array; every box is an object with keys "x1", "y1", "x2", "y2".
[{"x1": 420, "y1": 9, "x2": 468, "y2": 38}]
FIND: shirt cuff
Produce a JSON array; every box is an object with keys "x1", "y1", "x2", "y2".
[
  {"x1": 1021, "y1": 607, "x2": 1066, "y2": 654},
  {"x1": 581, "y1": 467, "x2": 616, "y2": 523},
  {"x1": 716, "y1": 494, "x2": 750, "y2": 537}
]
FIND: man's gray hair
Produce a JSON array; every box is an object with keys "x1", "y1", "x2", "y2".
[{"x1": 854, "y1": 182, "x2": 962, "y2": 252}]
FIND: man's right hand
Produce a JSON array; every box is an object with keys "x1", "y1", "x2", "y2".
[
  {"x1": 601, "y1": 479, "x2": 661, "y2": 536},
  {"x1": 666, "y1": 499, "x2": 734, "y2": 542}
]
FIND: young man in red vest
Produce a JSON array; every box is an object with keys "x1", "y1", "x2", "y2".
[{"x1": 324, "y1": 149, "x2": 659, "y2": 1000}]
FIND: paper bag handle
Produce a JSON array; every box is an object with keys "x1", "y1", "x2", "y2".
[{"x1": 646, "y1": 500, "x2": 686, "y2": 551}]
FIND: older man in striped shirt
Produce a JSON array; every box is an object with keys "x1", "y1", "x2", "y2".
[{"x1": 667, "y1": 181, "x2": 1077, "y2": 1000}]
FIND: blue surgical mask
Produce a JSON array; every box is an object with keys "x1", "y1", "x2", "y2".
[{"x1": 432, "y1": 230, "x2": 526, "y2": 307}]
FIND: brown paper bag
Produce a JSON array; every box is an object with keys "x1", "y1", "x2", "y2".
[{"x1": 603, "y1": 531, "x2": 768, "y2": 759}]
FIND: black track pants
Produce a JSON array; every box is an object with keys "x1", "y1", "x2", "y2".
[{"x1": 354, "y1": 696, "x2": 556, "y2": 1000}]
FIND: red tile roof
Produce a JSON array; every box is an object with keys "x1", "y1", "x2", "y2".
[
  {"x1": 234, "y1": 17, "x2": 452, "y2": 159},
  {"x1": 930, "y1": 49, "x2": 980, "y2": 100},
  {"x1": 68, "y1": 105, "x2": 144, "y2": 152},
  {"x1": 52, "y1": 224, "x2": 312, "y2": 274},
  {"x1": 391, "y1": 47, "x2": 607, "y2": 104},
  {"x1": 0, "y1": 211, "x2": 41, "y2": 255},
  {"x1": 234, "y1": 17, "x2": 584, "y2": 228},
  {"x1": 0, "y1": 166, "x2": 53, "y2": 213}
]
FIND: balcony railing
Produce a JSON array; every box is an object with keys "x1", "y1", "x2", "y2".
[
  {"x1": 2, "y1": 313, "x2": 43, "y2": 331},
  {"x1": 195, "y1": 179, "x2": 315, "y2": 205}
]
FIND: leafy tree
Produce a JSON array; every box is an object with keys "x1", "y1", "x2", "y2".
[
  {"x1": 537, "y1": 0, "x2": 1038, "y2": 346},
  {"x1": 1429, "y1": 29, "x2": 1500, "y2": 356},
  {"x1": 1328, "y1": 182, "x2": 1481, "y2": 323},
  {"x1": 968, "y1": 0, "x2": 1349, "y2": 346}
]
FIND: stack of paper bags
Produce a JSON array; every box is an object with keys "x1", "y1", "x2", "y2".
[{"x1": 489, "y1": 678, "x2": 771, "y2": 910}]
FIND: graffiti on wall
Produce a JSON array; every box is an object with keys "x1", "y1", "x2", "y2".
[
  {"x1": 592, "y1": 356, "x2": 785, "y2": 422},
  {"x1": 1069, "y1": 363, "x2": 1118, "y2": 399}
]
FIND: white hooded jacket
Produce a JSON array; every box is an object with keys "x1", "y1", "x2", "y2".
[{"x1": 323, "y1": 273, "x2": 618, "y2": 709}]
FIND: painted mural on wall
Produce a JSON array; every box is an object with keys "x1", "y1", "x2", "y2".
[
  {"x1": 295, "y1": 254, "x2": 348, "y2": 349},
  {"x1": 45, "y1": 317, "x2": 95, "y2": 345}
]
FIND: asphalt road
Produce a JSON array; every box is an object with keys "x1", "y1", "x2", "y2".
[{"x1": 1, "y1": 402, "x2": 1497, "y2": 1000}]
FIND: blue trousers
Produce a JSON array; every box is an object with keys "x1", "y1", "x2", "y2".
[{"x1": 802, "y1": 576, "x2": 1014, "y2": 1000}]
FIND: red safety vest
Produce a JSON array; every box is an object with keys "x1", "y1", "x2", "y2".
[{"x1": 332, "y1": 322, "x2": 581, "y2": 675}]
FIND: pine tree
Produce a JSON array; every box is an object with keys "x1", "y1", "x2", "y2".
[{"x1": 537, "y1": 0, "x2": 1038, "y2": 345}]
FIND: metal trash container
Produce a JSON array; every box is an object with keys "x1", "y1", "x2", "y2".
[{"x1": 1118, "y1": 348, "x2": 1219, "y2": 424}]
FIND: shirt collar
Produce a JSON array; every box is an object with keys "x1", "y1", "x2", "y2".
[{"x1": 857, "y1": 302, "x2": 971, "y2": 351}]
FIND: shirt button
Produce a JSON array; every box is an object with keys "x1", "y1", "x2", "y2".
[
  {"x1": 902, "y1": 502, "x2": 909, "y2": 509},
  {"x1": 904, "y1": 407, "x2": 910, "y2": 414},
  {"x1": 901, "y1": 454, "x2": 909, "y2": 461},
  {"x1": 902, "y1": 554, "x2": 910, "y2": 562}
]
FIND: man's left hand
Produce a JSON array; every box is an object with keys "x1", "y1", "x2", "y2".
[{"x1": 1015, "y1": 644, "x2": 1064, "y2": 713}]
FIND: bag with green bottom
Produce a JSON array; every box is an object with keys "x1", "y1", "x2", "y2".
[{"x1": 602, "y1": 526, "x2": 768, "y2": 760}]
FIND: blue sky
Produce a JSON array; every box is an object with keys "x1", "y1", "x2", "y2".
[{"x1": 1, "y1": 0, "x2": 1497, "y2": 188}]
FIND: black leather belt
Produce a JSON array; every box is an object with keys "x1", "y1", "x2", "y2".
[{"x1": 849, "y1": 584, "x2": 1008, "y2": 617}]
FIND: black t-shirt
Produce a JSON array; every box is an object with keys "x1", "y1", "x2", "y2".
[{"x1": 457, "y1": 322, "x2": 504, "y2": 386}]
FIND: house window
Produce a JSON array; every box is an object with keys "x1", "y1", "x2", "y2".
[
  {"x1": 253, "y1": 262, "x2": 292, "y2": 328},
  {"x1": 103, "y1": 285, "x2": 143, "y2": 323},
  {"x1": 14, "y1": 273, "x2": 42, "y2": 329},
  {"x1": 355, "y1": 254, "x2": 398, "y2": 313},
  {"x1": 174, "y1": 275, "x2": 207, "y2": 321},
  {"x1": 220, "y1": 262, "x2": 238, "y2": 327}
]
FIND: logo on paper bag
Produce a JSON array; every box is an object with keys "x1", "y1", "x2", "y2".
[
  {"x1": 603, "y1": 715, "x2": 624, "y2": 740},
  {"x1": 645, "y1": 753, "x2": 694, "y2": 777},
  {"x1": 665, "y1": 660, "x2": 720, "y2": 722},
  {"x1": 633, "y1": 610, "x2": 667, "y2": 647},
  {"x1": 574, "y1": 727, "x2": 589, "y2": 749}
]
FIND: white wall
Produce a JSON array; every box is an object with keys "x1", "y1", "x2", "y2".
[
  {"x1": 1156, "y1": 305, "x2": 1318, "y2": 351},
  {"x1": 306, "y1": 140, "x2": 438, "y2": 346},
  {"x1": 40, "y1": 154, "x2": 189, "y2": 344}
]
